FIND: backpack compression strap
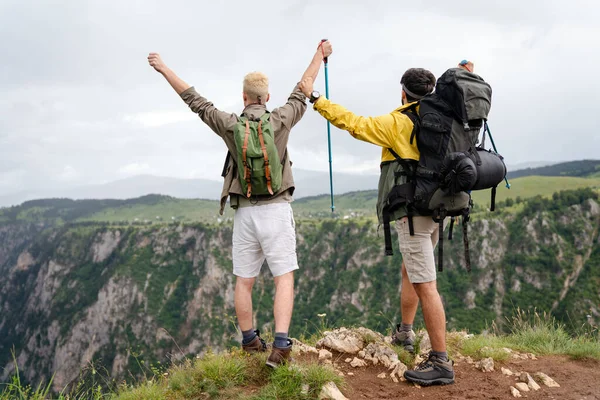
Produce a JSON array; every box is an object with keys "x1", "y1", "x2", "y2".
[
  {"x1": 383, "y1": 148, "x2": 417, "y2": 256},
  {"x1": 257, "y1": 120, "x2": 274, "y2": 195},
  {"x1": 243, "y1": 120, "x2": 253, "y2": 197},
  {"x1": 432, "y1": 207, "x2": 448, "y2": 272}
]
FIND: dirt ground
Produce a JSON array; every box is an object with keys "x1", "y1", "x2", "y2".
[{"x1": 332, "y1": 354, "x2": 600, "y2": 400}]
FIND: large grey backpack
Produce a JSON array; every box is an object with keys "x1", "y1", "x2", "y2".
[{"x1": 383, "y1": 68, "x2": 507, "y2": 271}]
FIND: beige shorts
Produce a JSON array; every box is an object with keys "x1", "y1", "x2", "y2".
[
  {"x1": 232, "y1": 202, "x2": 299, "y2": 278},
  {"x1": 395, "y1": 216, "x2": 447, "y2": 283}
]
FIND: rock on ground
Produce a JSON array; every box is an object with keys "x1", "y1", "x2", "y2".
[
  {"x1": 319, "y1": 382, "x2": 348, "y2": 400},
  {"x1": 292, "y1": 338, "x2": 319, "y2": 355},
  {"x1": 316, "y1": 327, "x2": 382, "y2": 354},
  {"x1": 510, "y1": 386, "x2": 522, "y2": 398},
  {"x1": 535, "y1": 372, "x2": 560, "y2": 388},
  {"x1": 477, "y1": 357, "x2": 494, "y2": 372},
  {"x1": 515, "y1": 382, "x2": 530, "y2": 392},
  {"x1": 377, "y1": 372, "x2": 386, "y2": 379},
  {"x1": 501, "y1": 367, "x2": 514, "y2": 376},
  {"x1": 389, "y1": 360, "x2": 407, "y2": 383},
  {"x1": 363, "y1": 343, "x2": 399, "y2": 368},
  {"x1": 417, "y1": 331, "x2": 432, "y2": 355},
  {"x1": 350, "y1": 357, "x2": 367, "y2": 368},
  {"x1": 319, "y1": 349, "x2": 333, "y2": 361}
]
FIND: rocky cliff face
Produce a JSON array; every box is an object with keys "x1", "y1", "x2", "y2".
[{"x1": 1, "y1": 198, "x2": 598, "y2": 390}]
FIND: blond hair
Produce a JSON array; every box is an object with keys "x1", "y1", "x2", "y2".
[{"x1": 243, "y1": 72, "x2": 269, "y2": 104}]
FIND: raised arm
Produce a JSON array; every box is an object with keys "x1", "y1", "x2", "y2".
[
  {"x1": 148, "y1": 52, "x2": 236, "y2": 137},
  {"x1": 299, "y1": 78, "x2": 412, "y2": 149},
  {"x1": 302, "y1": 40, "x2": 332, "y2": 84},
  {"x1": 273, "y1": 41, "x2": 333, "y2": 130},
  {"x1": 148, "y1": 53, "x2": 191, "y2": 94}
]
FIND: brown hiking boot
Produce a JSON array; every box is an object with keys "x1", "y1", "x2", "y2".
[
  {"x1": 242, "y1": 330, "x2": 267, "y2": 354},
  {"x1": 266, "y1": 340, "x2": 293, "y2": 368}
]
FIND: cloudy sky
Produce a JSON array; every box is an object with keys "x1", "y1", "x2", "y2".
[{"x1": 1, "y1": 0, "x2": 599, "y2": 197}]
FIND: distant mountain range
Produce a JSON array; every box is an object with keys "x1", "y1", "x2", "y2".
[
  {"x1": 0, "y1": 169, "x2": 379, "y2": 208},
  {"x1": 2, "y1": 160, "x2": 597, "y2": 208}
]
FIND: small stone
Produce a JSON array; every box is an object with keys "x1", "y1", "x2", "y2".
[
  {"x1": 518, "y1": 372, "x2": 529, "y2": 382},
  {"x1": 478, "y1": 357, "x2": 494, "y2": 372},
  {"x1": 337, "y1": 371, "x2": 344, "y2": 377},
  {"x1": 377, "y1": 373, "x2": 386, "y2": 379},
  {"x1": 319, "y1": 349, "x2": 333, "y2": 361},
  {"x1": 324, "y1": 359, "x2": 332, "y2": 365},
  {"x1": 528, "y1": 378, "x2": 541, "y2": 391},
  {"x1": 391, "y1": 376, "x2": 399, "y2": 383},
  {"x1": 292, "y1": 338, "x2": 319, "y2": 354},
  {"x1": 301, "y1": 384, "x2": 310, "y2": 395},
  {"x1": 318, "y1": 381, "x2": 348, "y2": 400},
  {"x1": 518, "y1": 373, "x2": 541, "y2": 391},
  {"x1": 465, "y1": 356, "x2": 474, "y2": 364},
  {"x1": 345, "y1": 357, "x2": 352, "y2": 363},
  {"x1": 413, "y1": 383, "x2": 422, "y2": 389},
  {"x1": 534, "y1": 372, "x2": 560, "y2": 388},
  {"x1": 389, "y1": 360, "x2": 408, "y2": 381},
  {"x1": 502, "y1": 347, "x2": 513, "y2": 354},
  {"x1": 417, "y1": 331, "x2": 432, "y2": 355},
  {"x1": 515, "y1": 382, "x2": 530, "y2": 392},
  {"x1": 358, "y1": 350, "x2": 366, "y2": 358},
  {"x1": 347, "y1": 372, "x2": 354, "y2": 376},
  {"x1": 501, "y1": 367, "x2": 514, "y2": 376},
  {"x1": 510, "y1": 386, "x2": 522, "y2": 398},
  {"x1": 350, "y1": 357, "x2": 367, "y2": 368},
  {"x1": 527, "y1": 353, "x2": 537, "y2": 360}
]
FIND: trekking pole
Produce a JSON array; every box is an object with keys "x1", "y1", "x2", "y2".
[
  {"x1": 485, "y1": 121, "x2": 511, "y2": 189},
  {"x1": 321, "y1": 38, "x2": 335, "y2": 212}
]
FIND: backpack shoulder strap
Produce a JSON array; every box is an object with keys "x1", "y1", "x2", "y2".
[
  {"x1": 400, "y1": 102, "x2": 421, "y2": 145},
  {"x1": 257, "y1": 119, "x2": 274, "y2": 195}
]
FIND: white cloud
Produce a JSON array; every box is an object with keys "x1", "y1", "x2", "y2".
[
  {"x1": 57, "y1": 165, "x2": 80, "y2": 182},
  {"x1": 118, "y1": 163, "x2": 154, "y2": 177},
  {"x1": 124, "y1": 111, "x2": 197, "y2": 127}
]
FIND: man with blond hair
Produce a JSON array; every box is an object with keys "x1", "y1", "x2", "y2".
[{"x1": 148, "y1": 40, "x2": 332, "y2": 368}]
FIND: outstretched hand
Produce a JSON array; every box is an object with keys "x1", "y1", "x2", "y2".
[
  {"x1": 300, "y1": 77, "x2": 314, "y2": 98},
  {"x1": 148, "y1": 53, "x2": 167, "y2": 73}
]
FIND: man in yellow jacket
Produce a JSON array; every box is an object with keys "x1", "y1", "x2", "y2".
[{"x1": 299, "y1": 69, "x2": 455, "y2": 386}]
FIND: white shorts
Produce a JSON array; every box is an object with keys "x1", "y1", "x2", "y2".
[{"x1": 232, "y1": 202, "x2": 299, "y2": 278}]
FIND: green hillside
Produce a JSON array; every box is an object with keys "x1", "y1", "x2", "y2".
[
  {"x1": 1, "y1": 174, "x2": 599, "y2": 226},
  {"x1": 507, "y1": 159, "x2": 600, "y2": 179}
]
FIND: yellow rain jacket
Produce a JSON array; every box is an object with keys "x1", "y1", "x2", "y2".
[{"x1": 313, "y1": 98, "x2": 420, "y2": 222}]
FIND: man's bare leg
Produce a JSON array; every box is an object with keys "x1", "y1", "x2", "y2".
[
  {"x1": 401, "y1": 261, "x2": 419, "y2": 324},
  {"x1": 413, "y1": 280, "x2": 446, "y2": 352},
  {"x1": 235, "y1": 277, "x2": 255, "y2": 331},
  {"x1": 273, "y1": 271, "x2": 294, "y2": 334}
]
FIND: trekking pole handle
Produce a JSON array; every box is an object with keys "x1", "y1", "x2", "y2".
[{"x1": 320, "y1": 38, "x2": 328, "y2": 63}]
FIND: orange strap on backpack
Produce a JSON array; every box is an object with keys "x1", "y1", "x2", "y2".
[
  {"x1": 242, "y1": 120, "x2": 252, "y2": 197},
  {"x1": 257, "y1": 121, "x2": 274, "y2": 195}
]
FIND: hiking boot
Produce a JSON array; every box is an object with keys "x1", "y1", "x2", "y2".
[
  {"x1": 266, "y1": 340, "x2": 293, "y2": 368},
  {"x1": 242, "y1": 330, "x2": 267, "y2": 354},
  {"x1": 404, "y1": 352, "x2": 455, "y2": 386},
  {"x1": 391, "y1": 324, "x2": 416, "y2": 354}
]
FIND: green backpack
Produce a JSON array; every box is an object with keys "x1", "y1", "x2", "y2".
[{"x1": 233, "y1": 112, "x2": 282, "y2": 197}]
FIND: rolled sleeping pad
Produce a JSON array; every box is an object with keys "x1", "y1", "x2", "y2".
[
  {"x1": 471, "y1": 149, "x2": 506, "y2": 190},
  {"x1": 441, "y1": 153, "x2": 478, "y2": 194}
]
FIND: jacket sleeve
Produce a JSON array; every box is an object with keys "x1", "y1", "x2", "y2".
[
  {"x1": 180, "y1": 86, "x2": 237, "y2": 137},
  {"x1": 313, "y1": 98, "x2": 412, "y2": 149},
  {"x1": 271, "y1": 83, "x2": 308, "y2": 131}
]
